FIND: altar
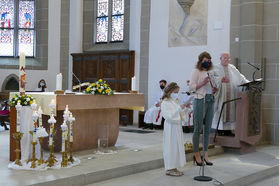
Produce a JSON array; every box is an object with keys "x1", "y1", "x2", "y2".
[{"x1": 10, "y1": 92, "x2": 144, "y2": 160}]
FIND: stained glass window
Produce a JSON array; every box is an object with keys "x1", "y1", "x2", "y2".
[
  {"x1": 18, "y1": 29, "x2": 33, "y2": 56},
  {"x1": 0, "y1": 0, "x2": 35, "y2": 57},
  {"x1": 111, "y1": 15, "x2": 124, "y2": 41},
  {"x1": 112, "y1": 0, "x2": 124, "y2": 15},
  {"x1": 19, "y1": 0, "x2": 34, "y2": 29},
  {"x1": 96, "y1": 0, "x2": 124, "y2": 43},
  {"x1": 96, "y1": 17, "x2": 108, "y2": 43},
  {"x1": 0, "y1": 29, "x2": 13, "y2": 56}
]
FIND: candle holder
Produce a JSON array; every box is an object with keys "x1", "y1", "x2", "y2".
[
  {"x1": 68, "y1": 141, "x2": 74, "y2": 163},
  {"x1": 46, "y1": 130, "x2": 57, "y2": 167},
  {"x1": 13, "y1": 132, "x2": 23, "y2": 166},
  {"x1": 37, "y1": 137, "x2": 46, "y2": 165},
  {"x1": 61, "y1": 140, "x2": 69, "y2": 167},
  {"x1": 29, "y1": 131, "x2": 38, "y2": 168}
]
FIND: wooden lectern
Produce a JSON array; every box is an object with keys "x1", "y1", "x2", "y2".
[{"x1": 211, "y1": 79, "x2": 264, "y2": 153}]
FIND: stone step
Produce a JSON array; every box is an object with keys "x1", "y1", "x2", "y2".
[{"x1": 29, "y1": 146, "x2": 224, "y2": 186}]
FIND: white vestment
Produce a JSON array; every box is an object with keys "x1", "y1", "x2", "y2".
[
  {"x1": 212, "y1": 64, "x2": 249, "y2": 130},
  {"x1": 180, "y1": 86, "x2": 194, "y2": 126},
  {"x1": 144, "y1": 89, "x2": 163, "y2": 125},
  {"x1": 161, "y1": 98, "x2": 187, "y2": 170}
]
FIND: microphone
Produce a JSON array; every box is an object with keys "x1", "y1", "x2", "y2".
[
  {"x1": 72, "y1": 72, "x2": 81, "y2": 92},
  {"x1": 248, "y1": 62, "x2": 260, "y2": 70},
  {"x1": 247, "y1": 62, "x2": 261, "y2": 81}
]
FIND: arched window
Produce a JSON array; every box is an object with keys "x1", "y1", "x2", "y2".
[
  {"x1": 0, "y1": 0, "x2": 35, "y2": 57},
  {"x1": 96, "y1": 0, "x2": 124, "y2": 43}
]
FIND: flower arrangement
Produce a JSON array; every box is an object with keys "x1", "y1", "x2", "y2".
[
  {"x1": 9, "y1": 94, "x2": 35, "y2": 106},
  {"x1": 84, "y1": 79, "x2": 114, "y2": 95}
]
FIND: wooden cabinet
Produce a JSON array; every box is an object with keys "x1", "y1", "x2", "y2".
[{"x1": 71, "y1": 51, "x2": 135, "y2": 125}]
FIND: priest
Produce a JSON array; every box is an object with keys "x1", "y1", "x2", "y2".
[
  {"x1": 212, "y1": 53, "x2": 249, "y2": 136},
  {"x1": 144, "y1": 80, "x2": 167, "y2": 129}
]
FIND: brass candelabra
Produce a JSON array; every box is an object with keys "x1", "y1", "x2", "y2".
[
  {"x1": 68, "y1": 142, "x2": 74, "y2": 163},
  {"x1": 61, "y1": 140, "x2": 69, "y2": 167},
  {"x1": 46, "y1": 130, "x2": 57, "y2": 167},
  {"x1": 13, "y1": 132, "x2": 23, "y2": 166},
  {"x1": 37, "y1": 137, "x2": 46, "y2": 165}
]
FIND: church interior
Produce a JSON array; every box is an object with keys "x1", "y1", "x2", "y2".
[{"x1": 1, "y1": 0, "x2": 279, "y2": 185}]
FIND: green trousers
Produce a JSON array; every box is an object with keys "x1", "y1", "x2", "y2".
[{"x1": 192, "y1": 94, "x2": 214, "y2": 152}]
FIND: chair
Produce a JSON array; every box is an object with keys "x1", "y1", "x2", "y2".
[{"x1": 0, "y1": 100, "x2": 9, "y2": 130}]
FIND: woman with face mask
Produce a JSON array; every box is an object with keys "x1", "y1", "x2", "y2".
[
  {"x1": 35, "y1": 79, "x2": 48, "y2": 92},
  {"x1": 189, "y1": 51, "x2": 216, "y2": 167},
  {"x1": 161, "y1": 82, "x2": 188, "y2": 176}
]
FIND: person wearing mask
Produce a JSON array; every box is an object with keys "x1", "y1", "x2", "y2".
[
  {"x1": 161, "y1": 82, "x2": 187, "y2": 176},
  {"x1": 35, "y1": 79, "x2": 48, "y2": 92},
  {"x1": 144, "y1": 80, "x2": 167, "y2": 129},
  {"x1": 190, "y1": 51, "x2": 217, "y2": 166}
]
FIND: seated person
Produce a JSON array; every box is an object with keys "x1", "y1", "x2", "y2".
[
  {"x1": 144, "y1": 80, "x2": 167, "y2": 129},
  {"x1": 35, "y1": 79, "x2": 48, "y2": 92},
  {"x1": 0, "y1": 101, "x2": 9, "y2": 130}
]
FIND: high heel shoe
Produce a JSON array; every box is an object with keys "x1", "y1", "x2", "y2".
[
  {"x1": 204, "y1": 158, "x2": 213, "y2": 166},
  {"x1": 193, "y1": 155, "x2": 203, "y2": 166}
]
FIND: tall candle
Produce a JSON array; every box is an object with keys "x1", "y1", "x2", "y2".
[
  {"x1": 131, "y1": 76, "x2": 136, "y2": 91},
  {"x1": 69, "y1": 114, "x2": 75, "y2": 142},
  {"x1": 19, "y1": 53, "x2": 26, "y2": 94},
  {"x1": 49, "y1": 99, "x2": 56, "y2": 116},
  {"x1": 48, "y1": 114, "x2": 56, "y2": 146},
  {"x1": 38, "y1": 106, "x2": 43, "y2": 128},
  {"x1": 56, "y1": 73, "x2": 62, "y2": 90},
  {"x1": 32, "y1": 129, "x2": 37, "y2": 143},
  {"x1": 15, "y1": 101, "x2": 22, "y2": 132},
  {"x1": 61, "y1": 122, "x2": 68, "y2": 152}
]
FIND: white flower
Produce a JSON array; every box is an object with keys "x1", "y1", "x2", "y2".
[
  {"x1": 93, "y1": 88, "x2": 96, "y2": 91},
  {"x1": 92, "y1": 91, "x2": 95, "y2": 95},
  {"x1": 101, "y1": 86, "x2": 104, "y2": 90},
  {"x1": 24, "y1": 101, "x2": 27, "y2": 105},
  {"x1": 15, "y1": 97, "x2": 18, "y2": 100},
  {"x1": 26, "y1": 98, "x2": 30, "y2": 101}
]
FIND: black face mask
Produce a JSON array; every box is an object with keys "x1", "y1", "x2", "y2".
[
  {"x1": 160, "y1": 85, "x2": 165, "y2": 90},
  {"x1": 202, "y1": 61, "x2": 211, "y2": 69}
]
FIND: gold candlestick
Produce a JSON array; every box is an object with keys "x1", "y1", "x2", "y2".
[
  {"x1": 29, "y1": 131, "x2": 38, "y2": 168},
  {"x1": 68, "y1": 142, "x2": 74, "y2": 163},
  {"x1": 37, "y1": 137, "x2": 46, "y2": 165},
  {"x1": 13, "y1": 132, "x2": 23, "y2": 166},
  {"x1": 61, "y1": 140, "x2": 69, "y2": 167},
  {"x1": 46, "y1": 130, "x2": 57, "y2": 167}
]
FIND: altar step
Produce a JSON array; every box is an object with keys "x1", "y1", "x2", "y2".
[
  {"x1": 83, "y1": 146, "x2": 279, "y2": 186},
  {"x1": 29, "y1": 146, "x2": 223, "y2": 186}
]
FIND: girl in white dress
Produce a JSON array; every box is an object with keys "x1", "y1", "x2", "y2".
[{"x1": 161, "y1": 82, "x2": 187, "y2": 176}]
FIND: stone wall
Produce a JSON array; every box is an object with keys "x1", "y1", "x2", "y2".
[{"x1": 231, "y1": 0, "x2": 279, "y2": 144}]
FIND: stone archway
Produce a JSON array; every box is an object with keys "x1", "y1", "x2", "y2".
[{"x1": 1, "y1": 74, "x2": 19, "y2": 93}]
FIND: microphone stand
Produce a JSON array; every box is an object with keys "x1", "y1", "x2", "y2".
[
  {"x1": 72, "y1": 72, "x2": 81, "y2": 92},
  {"x1": 248, "y1": 62, "x2": 260, "y2": 82}
]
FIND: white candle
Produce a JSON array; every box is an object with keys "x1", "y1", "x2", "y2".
[
  {"x1": 61, "y1": 122, "x2": 68, "y2": 152},
  {"x1": 38, "y1": 106, "x2": 43, "y2": 128},
  {"x1": 49, "y1": 99, "x2": 56, "y2": 116},
  {"x1": 62, "y1": 132, "x2": 65, "y2": 152},
  {"x1": 69, "y1": 114, "x2": 75, "y2": 142},
  {"x1": 56, "y1": 73, "x2": 62, "y2": 90},
  {"x1": 19, "y1": 53, "x2": 26, "y2": 94},
  {"x1": 49, "y1": 123, "x2": 54, "y2": 146},
  {"x1": 15, "y1": 101, "x2": 22, "y2": 132},
  {"x1": 131, "y1": 76, "x2": 136, "y2": 91},
  {"x1": 32, "y1": 130, "x2": 36, "y2": 143}
]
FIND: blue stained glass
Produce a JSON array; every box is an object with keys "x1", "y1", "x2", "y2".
[
  {"x1": 19, "y1": 0, "x2": 35, "y2": 28},
  {"x1": 111, "y1": 15, "x2": 124, "y2": 41},
  {"x1": 112, "y1": 0, "x2": 124, "y2": 15},
  {"x1": 97, "y1": 0, "x2": 108, "y2": 17},
  {"x1": 0, "y1": 29, "x2": 13, "y2": 56},
  {"x1": 18, "y1": 29, "x2": 34, "y2": 56},
  {"x1": 0, "y1": 0, "x2": 14, "y2": 28},
  {"x1": 96, "y1": 17, "x2": 108, "y2": 43}
]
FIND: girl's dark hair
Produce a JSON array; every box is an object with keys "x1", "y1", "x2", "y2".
[
  {"x1": 196, "y1": 51, "x2": 213, "y2": 71},
  {"x1": 38, "y1": 79, "x2": 47, "y2": 88},
  {"x1": 161, "y1": 82, "x2": 179, "y2": 100}
]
